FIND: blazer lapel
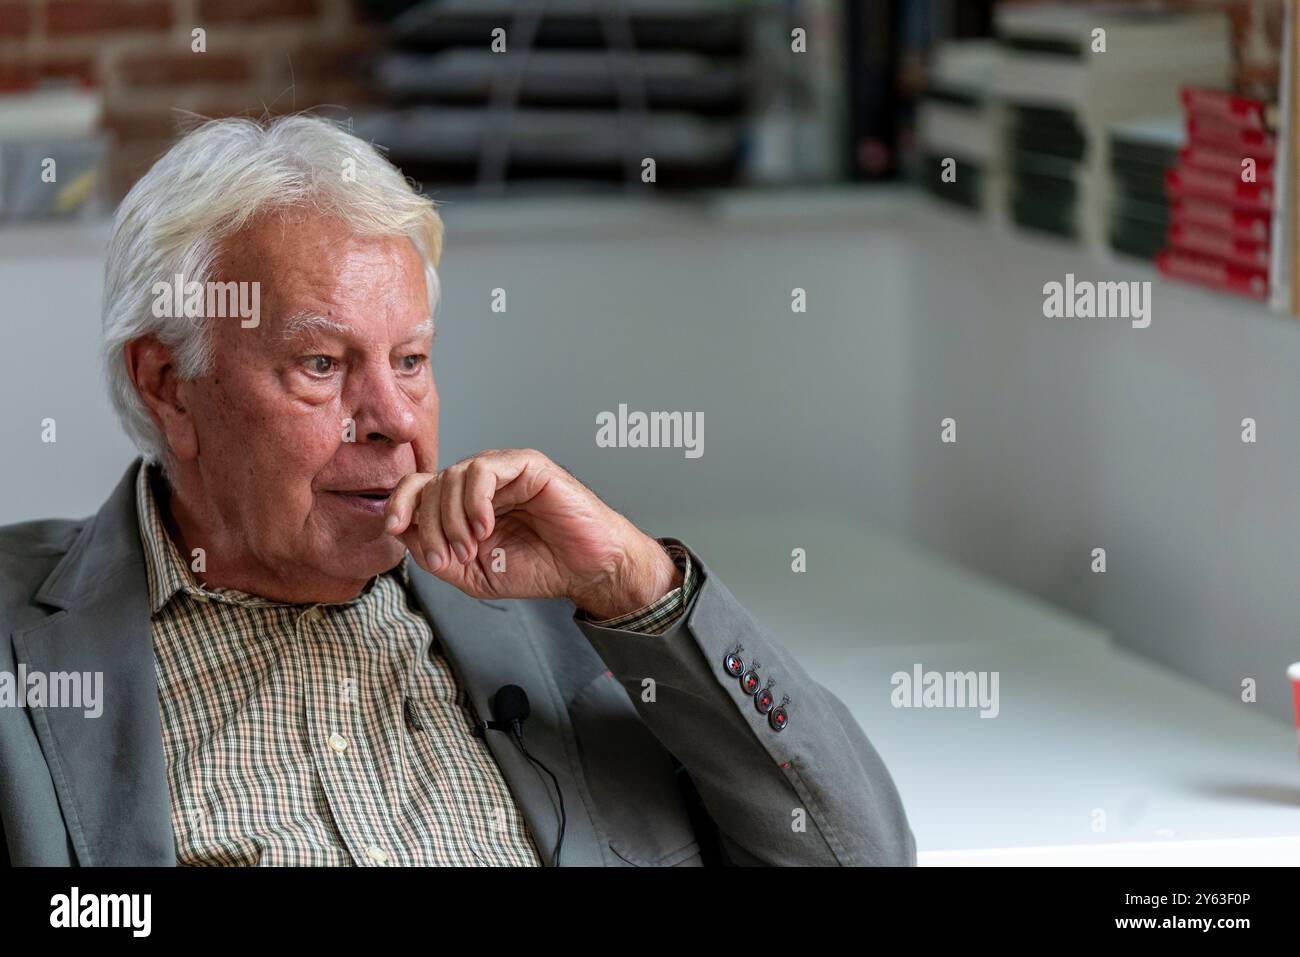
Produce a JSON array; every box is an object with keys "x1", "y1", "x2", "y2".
[
  {"x1": 407, "y1": 571, "x2": 608, "y2": 866},
  {"x1": 11, "y1": 461, "x2": 176, "y2": 865}
]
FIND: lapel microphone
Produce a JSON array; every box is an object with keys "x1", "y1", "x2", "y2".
[
  {"x1": 488, "y1": 684, "x2": 530, "y2": 737},
  {"x1": 479, "y1": 684, "x2": 567, "y2": 866}
]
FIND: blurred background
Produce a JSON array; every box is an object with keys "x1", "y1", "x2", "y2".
[{"x1": 4, "y1": 0, "x2": 1300, "y2": 862}]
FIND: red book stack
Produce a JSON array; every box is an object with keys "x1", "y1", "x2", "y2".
[{"x1": 1156, "y1": 87, "x2": 1276, "y2": 301}]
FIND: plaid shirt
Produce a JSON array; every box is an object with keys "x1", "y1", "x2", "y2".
[{"x1": 136, "y1": 464, "x2": 698, "y2": 866}]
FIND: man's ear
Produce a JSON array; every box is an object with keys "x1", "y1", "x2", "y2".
[{"x1": 123, "y1": 336, "x2": 199, "y2": 462}]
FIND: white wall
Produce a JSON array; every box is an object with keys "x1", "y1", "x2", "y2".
[
  {"x1": 429, "y1": 191, "x2": 915, "y2": 534},
  {"x1": 0, "y1": 222, "x2": 135, "y2": 520},
  {"x1": 900, "y1": 201, "x2": 1300, "y2": 727}
]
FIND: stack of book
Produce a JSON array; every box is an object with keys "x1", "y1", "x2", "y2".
[
  {"x1": 1109, "y1": 116, "x2": 1182, "y2": 261},
  {"x1": 993, "y1": 4, "x2": 1232, "y2": 249},
  {"x1": 1156, "y1": 87, "x2": 1277, "y2": 301},
  {"x1": 917, "y1": 40, "x2": 1005, "y2": 216}
]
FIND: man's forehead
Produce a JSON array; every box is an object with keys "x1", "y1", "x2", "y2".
[
  {"x1": 212, "y1": 216, "x2": 436, "y2": 344},
  {"x1": 220, "y1": 215, "x2": 427, "y2": 292}
]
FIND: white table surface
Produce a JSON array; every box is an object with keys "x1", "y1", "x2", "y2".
[
  {"x1": 642, "y1": 511, "x2": 1113, "y2": 659},
  {"x1": 650, "y1": 512, "x2": 1300, "y2": 864}
]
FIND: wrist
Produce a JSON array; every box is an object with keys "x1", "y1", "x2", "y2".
[{"x1": 577, "y1": 535, "x2": 681, "y2": 620}]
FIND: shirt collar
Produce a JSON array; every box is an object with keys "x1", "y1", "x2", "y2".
[
  {"x1": 135, "y1": 461, "x2": 198, "y2": 615},
  {"x1": 134, "y1": 462, "x2": 406, "y2": 615}
]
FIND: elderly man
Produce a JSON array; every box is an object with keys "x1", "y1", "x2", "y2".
[{"x1": 0, "y1": 116, "x2": 914, "y2": 867}]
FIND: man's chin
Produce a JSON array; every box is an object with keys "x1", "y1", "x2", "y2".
[{"x1": 322, "y1": 535, "x2": 408, "y2": 581}]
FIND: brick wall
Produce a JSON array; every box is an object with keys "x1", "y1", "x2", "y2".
[
  {"x1": 0, "y1": 0, "x2": 381, "y2": 197},
  {"x1": 0, "y1": 0, "x2": 1290, "y2": 200}
]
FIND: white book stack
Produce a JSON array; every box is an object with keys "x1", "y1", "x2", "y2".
[
  {"x1": 993, "y1": 2, "x2": 1231, "y2": 250},
  {"x1": 917, "y1": 39, "x2": 1006, "y2": 219}
]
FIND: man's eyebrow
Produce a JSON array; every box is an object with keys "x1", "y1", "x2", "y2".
[
  {"x1": 279, "y1": 311, "x2": 436, "y2": 342},
  {"x1": 405, "y1": 318, "x2": 436, "y2": 341},
  {"x1": 281, "y1": 311, "x2": 352, "y2": 339}
]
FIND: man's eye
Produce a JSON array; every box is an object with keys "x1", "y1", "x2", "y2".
[
  {"x1": 398, "y1": 354, "x2": 426, "y2": 373},
  {"x1": 302, "y1": 356, "x2": 338, "y2": 376}
]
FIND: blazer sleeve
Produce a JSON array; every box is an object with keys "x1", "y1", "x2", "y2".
[{"x1": 572, "y1": 537, "x2": 918, "y2": 866}]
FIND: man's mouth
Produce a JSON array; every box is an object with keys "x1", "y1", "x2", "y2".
[
  {"x1": 348, "y1": 488, "x2": 394, "y2": 500},
  {"x1": 324, "y1": 486, "x2": 399, "y2": 515}
]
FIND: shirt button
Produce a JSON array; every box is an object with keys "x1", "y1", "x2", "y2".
[
  {"x1": 327, "y1": 732, "x2": 349, "y2": 753},
  {"x1": 366, "y1": 845, "x2": 389, "y2": 865},
  {"x1": 302, "y1": 606, "x2": 324, "y2": 624}
]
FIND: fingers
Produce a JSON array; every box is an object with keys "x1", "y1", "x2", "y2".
[
  {"x1": 462, "y1": 458, "x2": 498, "y2": 543},
  {"x1": 401, "y1": 468, "x2": 476, "y2": 574},
  {"x1": 439, "y1": 466, "x2": 475, "y2": 564},
  {"x1": 477, "y1": 449, "x2": 545, "y2": 515},
  {"x1": 434, "y1": 455, "x2": 507, "y2": 566},
  {"x1": 388, "y1": 449, "x2": 547, "y2": 576},
  {"x1": 384, "y1": 472, "x2": 435, "y2": 536},
  {"x1": 414, "y1": 475, "x2": 452, "y2": 572}
]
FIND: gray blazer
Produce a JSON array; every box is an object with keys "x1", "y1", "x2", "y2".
[{"x1": 0, "y1": 461, "x2": 916, "y2": 866}]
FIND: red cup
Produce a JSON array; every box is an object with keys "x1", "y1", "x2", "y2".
[{"x1": 1290, "y1": 662, "x2": 1300, "y2": 756}]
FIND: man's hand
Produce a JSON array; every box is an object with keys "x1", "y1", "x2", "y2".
[{"x1": 383, "y1": 448, "x2": 682, "y2": 619}]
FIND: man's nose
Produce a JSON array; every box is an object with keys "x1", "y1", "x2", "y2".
[{"x1": 347, "y1": 364, "x2": 421, "y2": 447}]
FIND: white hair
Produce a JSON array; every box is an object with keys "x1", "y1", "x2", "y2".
[{"x1": 102, "y1": 113, "x2": 445, "y2": 463}]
